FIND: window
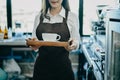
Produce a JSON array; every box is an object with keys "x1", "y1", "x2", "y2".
[
  {"x1": 69, "y1": 0, "x2": 79, "y2": 16},
  {"x1": 0, "y1": 0, "x2": 7, "y2": 30},
  {"x1": 83, "y1": 0, "x2": 116, "y2": 35},
  {"x1": 12, "y1": 0, "x2": 41, "y2": 33}
]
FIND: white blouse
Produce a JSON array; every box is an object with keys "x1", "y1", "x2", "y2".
[{"x1": 32, "y1": 7, "x2": 81, "y2": 50}]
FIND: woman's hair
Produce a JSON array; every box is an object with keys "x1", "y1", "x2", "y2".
[{"x1": 41, "y1": 0, "x2": 70, "y2": 17}]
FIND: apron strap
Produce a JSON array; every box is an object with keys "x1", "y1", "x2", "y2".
[
  {"x1": 65, "y1": 10, "x2": 69, "y2": 21},
  {"x1": 63, "y1": 10, "x2": 69, "y2": 23},
  {"x1": 40, "y1": 13, "x2": 44, "y2": 23}
]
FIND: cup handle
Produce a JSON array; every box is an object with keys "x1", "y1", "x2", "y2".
[{"x1": 56, "y1": 34, "x2": 61, "y2": 41}]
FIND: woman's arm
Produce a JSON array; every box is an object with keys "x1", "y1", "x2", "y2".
[
  {"x1": 32, "y1": 13, "x2": 41, "y2": 38},
  {"x1": 67, "y1": 12, "x2": 81, "y2": 51},
  {"x1": 28, "y1": 13, "x2": 41, "y2": 51}
]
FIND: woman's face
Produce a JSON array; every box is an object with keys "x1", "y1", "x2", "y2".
[{"x1": 48, "y1": 0, "x2": 63, "y2": 8}]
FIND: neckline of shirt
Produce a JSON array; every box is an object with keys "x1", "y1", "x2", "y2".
[{"x1": 47, "y1": 6, "x2": 66, "y2": 18}]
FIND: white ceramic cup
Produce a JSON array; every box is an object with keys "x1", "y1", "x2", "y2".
[{"x1": 42, "y1": 33, "x2": 61, "y2": 41}]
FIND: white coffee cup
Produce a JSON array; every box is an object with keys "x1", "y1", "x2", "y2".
[{"x1": 42, "y1": 33, "x2": 61, "y2": 41}]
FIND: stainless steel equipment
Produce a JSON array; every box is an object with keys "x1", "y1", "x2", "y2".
[
  {"x1": 84, "y1": 34, "x2": 105, "y2": 80},
  {"x1": 105, "y1": 9, "x2": 120, "y2": 80},
  {"x1": 91, "y1": 5, "x2": 108, "y2": 35},
  {"x1": 90, "y1": 40, "x2": 105, "y2": 80}
]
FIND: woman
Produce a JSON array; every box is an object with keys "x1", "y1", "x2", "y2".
[{"x1": 28, "y1": 0, "x2": 81, "y2": 80}]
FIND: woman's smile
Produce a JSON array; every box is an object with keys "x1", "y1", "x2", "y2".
[
  {"x1": 49, "y1": 0, "x2": 62, "y2": 8},
  {"x1": 50, "y1": 0, "x2": 59, "y2": 5},
  {"x1": 51, "y1": 1, "x2": 58, "y2": 5},
  {"x1": 51, "y1": 1, "x2": 58, "y2": 3}
]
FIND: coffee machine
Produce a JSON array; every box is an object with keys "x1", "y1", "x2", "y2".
[{"x1": 91, "y1": 5, "x2": 108, "y2": 35}]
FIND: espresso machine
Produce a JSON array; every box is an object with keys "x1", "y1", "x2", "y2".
[{"x1": 91, "y1": 5, "x2": 107, "y2": 35}]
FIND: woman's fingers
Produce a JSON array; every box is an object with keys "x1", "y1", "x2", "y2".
[
  {"x1": 26, "y1": 38, "x2": 40, "y2": 50},
  {"x1": 68, "y1": 43, "x2": 77, "y2": 50},
  {"x1": 65, "y1": 39, "x2": 77, "y2": 51},
  {"x1": 68, "y1": 39, "x2": 73, "y2": 45}
]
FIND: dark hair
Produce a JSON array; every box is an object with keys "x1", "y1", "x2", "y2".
[
  {"x1": 41, "y1": 0, "x2": 70, "y2": 17},
  {"x1": 62, "y1": 0, "x2": 70, "y2": 11}
]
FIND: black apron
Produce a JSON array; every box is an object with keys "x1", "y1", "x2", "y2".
[{"x1": 33, "y1": 11, "x2": 75, "y2": 80}]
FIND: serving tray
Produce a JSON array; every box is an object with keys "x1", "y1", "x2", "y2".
[{"x1": 26, "y1": 40, "x2": 68, "y2": 47}]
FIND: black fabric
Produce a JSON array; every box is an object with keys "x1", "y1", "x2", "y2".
[{"x1": 33, "y1": 10, "x2": 74, "y2": 80}]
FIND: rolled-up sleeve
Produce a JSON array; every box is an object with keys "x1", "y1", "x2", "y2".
[
  {"x1": 32, "y1": 13, "x2": 41, "y2": 38},
  {"x1": 67, "y1": 12, "x2": 81, "y2": 50}
]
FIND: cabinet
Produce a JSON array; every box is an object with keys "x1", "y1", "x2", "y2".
[{"x1": 0, "y1": 39, "x2": 36, "y2": 79}]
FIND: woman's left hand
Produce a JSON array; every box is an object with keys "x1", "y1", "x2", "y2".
[{"x1": 65, "y1": 39, "x2": 77, "y2": 51}]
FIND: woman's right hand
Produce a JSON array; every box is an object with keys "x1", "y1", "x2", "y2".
[{"x1": 26, "y1": 38, "x2": 40, "y2": 50}]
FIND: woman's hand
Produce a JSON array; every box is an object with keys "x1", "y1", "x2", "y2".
[
  {"x1": 65, "y1": 39, "x2": 77, "y2": 51},
  {"x1": 26, "y1": 38, "x2": 40, "y2": 50}
]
